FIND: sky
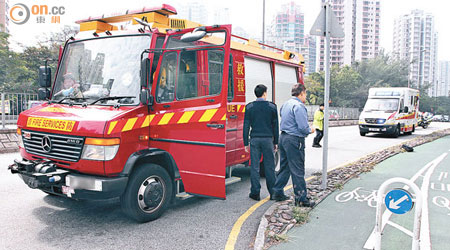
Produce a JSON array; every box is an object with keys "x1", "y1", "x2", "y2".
[{"x1": 6, "y1": 0, "x2": 450, "y2": 61}]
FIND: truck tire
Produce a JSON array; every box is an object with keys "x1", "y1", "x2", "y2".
[
  {"x1": 120, "y1": 163, "x2": 173, "y2": 222},
  {"x1": 260, "y1": 150, "x2": 280, "y2": 177}
]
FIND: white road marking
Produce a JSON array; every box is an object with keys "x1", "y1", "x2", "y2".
[
  {"x1": 438, "y1": 172, "x2": 448, "y2": 181},
  {"x1": 419, "y1": 153, "x2": 448, "y2": 250},
  {"x1": 363, "y1": 153, "x2": 447, "y2": 249},
  {"x1": 386, "y1": 221, "x2": 413, "y2": 237}
]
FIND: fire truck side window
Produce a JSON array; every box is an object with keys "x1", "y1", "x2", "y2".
[
  {"x1": 156, "y1": 52, "x2": 178, "y2": 103},
  {"x1": 208, "y1": 50, "x2": 225, "y2": 96},
  {"x1": 177, "y1": 51, "x2": 198, "y2": 100}
]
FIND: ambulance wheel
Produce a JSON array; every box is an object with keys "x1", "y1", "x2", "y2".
[
  {"x1": 412, "y1": 125, "x2": 415, "y2": 133},
  {"x1": 260, "y1": 150, "x2": 280, "y2": 177},
  {"x1": 359, "y1": 131, "x2": 366, "y2": 136},
  {"x1": 392, "y1": 125, "x2": 400, "y2": 138},
  {"x1": 121, "y1": 163, "x2": 173, "y2": 222}
]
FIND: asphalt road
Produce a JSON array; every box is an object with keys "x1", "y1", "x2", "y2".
[{"x1": 0, "y1": 123, "x2": 449, "y2": 250}]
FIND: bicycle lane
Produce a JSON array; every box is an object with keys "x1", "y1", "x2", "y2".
[{"x1": 271, "y1": 136, "x2": 450, "y2": 250}]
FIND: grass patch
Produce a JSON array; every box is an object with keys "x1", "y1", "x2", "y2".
[
  {"x1": 334, "y1": 183, "x2": 344, "y2": 190},
  {"x1": 273, "y1": 234, "x2": 288, "y2": 242},
  {"x1": 292, "y1": 207, "x2": 309, "y2": 224}
]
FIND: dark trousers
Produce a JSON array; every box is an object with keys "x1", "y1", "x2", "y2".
[
  {"x1": 313, "y1": 129, "x2": 323, "y2": 145},
  {"x1": 273, "y1": 133, "x2": 307, "y2": 202},
  {"x1": 250, "y1": 137, "x2": 276, "y2": 196}
]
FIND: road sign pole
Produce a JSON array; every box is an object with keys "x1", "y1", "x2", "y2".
[
  {"x1": 374, "y1": 177, "x2": 423, "y2": 250},
  {"x1": 321, "y1": 3, "x2": 331, "y2": 190},
  {"x1": 310, "y1": 2, "x2": 344, "y2": 190}
]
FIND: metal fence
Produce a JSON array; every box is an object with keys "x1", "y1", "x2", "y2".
[
  {"x1": 1, "y1": 93, "x2": 361, "y2": 128},
  {"x1": 1, "y1": 93, "x2": 40, "y2": 128},
  {"x1": 306, "y1": 105, "x2": 360, "y2": 121}
]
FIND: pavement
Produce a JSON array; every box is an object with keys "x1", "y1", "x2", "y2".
[
  {"x1": 0, "y1": 123, "x2": 449, "y2": 250},
  {"x1": 271, "y1": 135, "x2": 450, "y2": 250}
]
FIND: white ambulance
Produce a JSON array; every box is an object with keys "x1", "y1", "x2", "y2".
[{"x1": 359, "y1": 87, "x2": 419, "y2": 137}]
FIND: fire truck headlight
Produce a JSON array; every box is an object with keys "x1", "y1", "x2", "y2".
[
  {"x1": 17, "y1": 128, "x2": 24, "y2": 148},
  {"x1": 81, "y1": 145, "x2": 119, "y2": 161},
  {"x1": 81, "y1": 138, "x2": 120, "y2": 161}
]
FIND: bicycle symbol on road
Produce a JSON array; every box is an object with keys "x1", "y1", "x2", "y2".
[
  {"x1": 432, "y1": 196, "x2": 450, "y2": 215},
  {"x1": 335, "y1": 187, "x2": 378, "y2": 208}
]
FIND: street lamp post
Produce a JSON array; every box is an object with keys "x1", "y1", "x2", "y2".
[{"x1": 262, "y1": 0, "x2": 265, "y2": 44}]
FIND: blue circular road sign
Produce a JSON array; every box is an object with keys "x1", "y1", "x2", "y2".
[{"x1": 385, "y1": 189, "x2": 414, "y2": 214}]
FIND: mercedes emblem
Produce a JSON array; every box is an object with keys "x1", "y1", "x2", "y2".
[{"x1": 41, "y1": 136, "x2": 52, "y2": 153}]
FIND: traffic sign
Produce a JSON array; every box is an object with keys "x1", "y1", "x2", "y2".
[{"x1": 385, "y1": 189, "x2": 414, "y2": 214}]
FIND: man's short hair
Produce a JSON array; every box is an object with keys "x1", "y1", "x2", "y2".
[
  {"x1": 254, "y1": 84, "x2": 267, "y2": 98},
  {"x1": 319, "y1": 103, "x2": 324, "y2": 107},
  {"x1": 291, "y1": 83, "x2": 306, "y2": 97}
]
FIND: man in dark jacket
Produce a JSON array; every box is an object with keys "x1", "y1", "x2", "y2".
[{"x1": 243, "y1": 84, "x2": 279, "y2": 201}]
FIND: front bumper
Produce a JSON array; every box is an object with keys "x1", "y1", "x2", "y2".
[
  {"x1": 359, "y1": 124, "x2": 396, "y2": 134},
  {"x1": 9, "y1": 159, "x2": 127, "y2": 200}
]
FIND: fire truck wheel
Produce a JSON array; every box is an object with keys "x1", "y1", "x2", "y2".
[
  {"x1": 120, "y1": 164, "x2": 173, "y2": 222},
  {"x1": 259, "y1": 150, "x2": 280, "y2": 177}
]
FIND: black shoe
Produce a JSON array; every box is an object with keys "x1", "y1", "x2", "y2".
[
  {"x1": 295, "y1": 198, "x2": 316, "y2": 207},
  {"x1": 312, "y1": 144, "x2": 322, "y2": 148},
  {"x1": 249, "y1": 193, "x2": 261, "y2": 201},
  {"x1": 272, "y1": 194, "x2": 290, "y2": 202}
]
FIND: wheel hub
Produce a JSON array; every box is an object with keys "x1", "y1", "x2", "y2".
[{"x1": 137, "y1": 176, "x2": 165, "y2": 213}]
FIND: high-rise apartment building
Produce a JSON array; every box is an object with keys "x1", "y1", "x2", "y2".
[
  {"x1": 0, "y1": 0, "x2": 9, "y2": 33},
  {"x1": 267, "y1": 2, "x2": 316, "y2": 74},
  {"x1": 213, "y1": 7, "x2": 230, "y2": 25},
  {"x1": 177, "y1": 1, "x2": 208, "y2": 25},
  {"x1": 267, "y1": 2, "x2": 305, "y2": 53},
  {"x1": 438, "y1": 61, "x2": 450, "y2": 97},
  {"x1": 393, "y1": 10, "x2": 438, "y2": 96},
  {"x1": 318, "y1": 0, "x2": 380, "y2": 71},
  {"x1": 301, "y1": 36, "x2": 317, "y2": 75}
]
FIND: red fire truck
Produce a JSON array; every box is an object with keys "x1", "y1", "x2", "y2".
[{"x1": 9, "y1": 4, "x2": 304, "y2": 222}]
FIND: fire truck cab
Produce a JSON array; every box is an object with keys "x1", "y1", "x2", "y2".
[{"x1": 9, "y1": 4, "x2": 304, "y2": 222}]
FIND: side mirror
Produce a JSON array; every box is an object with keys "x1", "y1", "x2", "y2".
[
  {"x1": 38, "y1": 66, "x2": 52, "y2": 88},
  {"x1": 140, "y1": 88, "x2": 154, "y2": 106},
  {"x1": 140, "y1": 58, "x2": 150, "y2": 88},
  {"x1": 38, "y1": 88, "x2": 51, "y2": 100},
  {"x1": 181, "y1": 27, "x2": 207, "y2": 42},
  {"x1": 404, "y1": 106, "x2": 409, "y2": 113}
]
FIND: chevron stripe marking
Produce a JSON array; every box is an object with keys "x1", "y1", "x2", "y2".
[
  {"x1": 178, "y1": 111, "x2": 196, "y2": 124},
  {"x1": 122, "y1": 117, "x2": 138, "y2": 132},
  {"x1": 158, "y1": 113, "x2": 175, "y2": 125},
  {"x1": 108, "y1": 121, "x2": 118, "y2": 135},
  {"x1": 199, "y1": 109, "x2": 218, "y2": 122}
]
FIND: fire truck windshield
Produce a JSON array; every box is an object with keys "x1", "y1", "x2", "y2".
[{"x1": 52, "y1": 35, "x2": 151, "y2": 105}]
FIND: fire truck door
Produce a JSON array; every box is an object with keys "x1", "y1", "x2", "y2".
[{"x1": 156, "y1": 26, "x2": 231, "y2": 199}]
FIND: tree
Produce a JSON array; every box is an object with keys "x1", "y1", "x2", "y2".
[
  {"x1": 0, "y1": 26, "x2": 79, "y2": 93},
  {"x1": 304, "y1": 72, "x2": 324, "y2": 105}
]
